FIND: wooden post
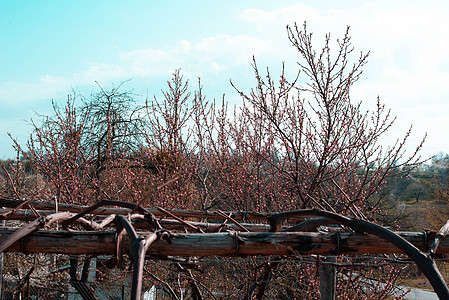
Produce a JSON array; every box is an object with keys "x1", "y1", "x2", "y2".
[
  {"x1": 0, "y1": 220, "x2": 4, "y2": 300},
  {"x1": 319, "y1": 256, "x2": 336, "y2": 300}
]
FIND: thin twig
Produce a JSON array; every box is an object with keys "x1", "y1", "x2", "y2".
[
  {"x1": 157, "y1": 207, "x2": 204, "y2": 233},
  {"x1": 215, "y1": 210, "x2": 249, "y2": 232}
]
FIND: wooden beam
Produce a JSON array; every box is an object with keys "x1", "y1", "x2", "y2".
[
  {"x1": 0, "y1": 209, "x2": 273, "y2": 232},
  {"x1": 0, "y1": 199, "x2": 272, "y2": 221},
  {"x1": 0, "y1": 229, "x2": 444, "y2": 256}
]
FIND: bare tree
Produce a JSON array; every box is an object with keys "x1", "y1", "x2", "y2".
[
  {"x1": 5, "y1": 22, "x2": 429, "y2": 299},
  {"x1": 227, "y1": 22, "x2": 426, "y2": 217},
  {"x1": 10, "y1": 96, "x2": 92, "y2": 204},
  {"x1": 81, "y1": 82, "x2": 144, "y2": 182}
]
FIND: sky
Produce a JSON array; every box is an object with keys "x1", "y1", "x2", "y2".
[{"x1": 1, "y1": 0, "x2": 448, "y2": 160}]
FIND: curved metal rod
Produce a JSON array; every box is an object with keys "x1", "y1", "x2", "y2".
[{"x1": 268, "y1": 210, "x2": 449, "y2": 299}]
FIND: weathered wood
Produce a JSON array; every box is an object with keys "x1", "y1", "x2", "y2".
[
  {"x1": 1, "y1": 200, "x2": 448, "y2": 298},
  {"x1": 114, "y1": 215, "x2": 158, "y2": 300},
  {"x1": 428, "y1": 219, "x2": 449, "y2": 258},
  {"x1": 269, "y1": 210, "x2": 449, "y2": 299},
  {"x1": 0, "y1": 229, "x2": 444, "y2": 256},
  {"x1": 0, "y1": 208, "x2": 273, "y2": 232},
  {"x1": 157, "y1": 207, "x2": 204, "y2": 233},
  {"x1": 0, "y1": 198, "x2": 272, "y2": 221},
  {"x1": 0, "y1": 198, "x2": 87, "y2": 213},
  {"x1": 319, "y1": 256, "x2": 336, "y2": 300},
  {"x1": 61, "y1": 200, "x2": 162, "y2": 230},
  {"x1": 0, "y1": 212, "x2": 75, "y2": 252}
]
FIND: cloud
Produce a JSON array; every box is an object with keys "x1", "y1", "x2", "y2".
[
  {"x1": 73, "y1": 63, "x2": 127, "y2": 84},
  {"x1": 236, "y1": 3, "x2": 449, "y2": 159},
  {"x1": 0, "y1": 80, "x2": 67, "y2": 106},
  {"x1": 120, "y1": 34, "x2": 269, "y2": 78},
  {"x1": 0, "y1": 30, "x2": 269, "y2": 107},
  {"x1": 238, "y1": 4, "x2": 351, "y2": 50},
  {"x1": 0, "y1": 67, "x2": 127, "y2": 107},
  {"x1": 2, "y1": 2, "x2": 449, "y2": 159}
]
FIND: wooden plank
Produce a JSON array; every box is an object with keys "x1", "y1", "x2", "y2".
[
  {"x1": 0, "y1": 199, "x2": 272, "y2": 221},
  {"x1": 0, "y1": 229, "x2": 444, "y2": 256},
  {"x1": 0, "y1": 209, "x2": 272, "y2": 232}
]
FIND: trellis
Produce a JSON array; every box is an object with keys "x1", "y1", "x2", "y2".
[{"x1": 0, "y1": 198, "x2": 448, "y2": 299}]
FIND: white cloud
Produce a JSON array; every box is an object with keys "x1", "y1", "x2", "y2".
[
  {"x1": 2, "y1": 2, "x2": 449, "y2": 159},
  {"x1": 235, "y1": 3, "x2": 449, "y2": 158},
  {"x1": 0, "y1": 31, "x2": 268, "y2": 106},
  {"x1": 73, "y1": 63, "x2": 128, "y2": 84},
  {"x1": 195, "y1": 34, "x2": 268, "y2": 62},
  {"x1": 0, "y1": 80, "x2": 66, "y2": 106},
  {"x1": 120, "y1": 34, "x2": 268, "y2": 78},
  {"x1": 209, "y1": 61, "x2": 228, "y2": 72}
]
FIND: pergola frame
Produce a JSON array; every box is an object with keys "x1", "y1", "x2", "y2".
[{"x1": 0, "y1": 198, "x2": 448, "y2": 299}]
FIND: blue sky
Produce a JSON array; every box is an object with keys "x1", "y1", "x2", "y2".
[{"x1": 1, "y1": 1, "x2": 449, "y2": 160}]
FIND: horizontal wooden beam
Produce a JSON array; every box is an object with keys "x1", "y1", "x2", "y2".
[
  {"x1": 0, "y1": 209, "x2": 272, "y2": 232},
  {"x1": 0, "y1": 228, "x2": 444, "y2": 257},
  {"x1": 0, "y1": 198, "x2": 271, "y2": 221}
]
